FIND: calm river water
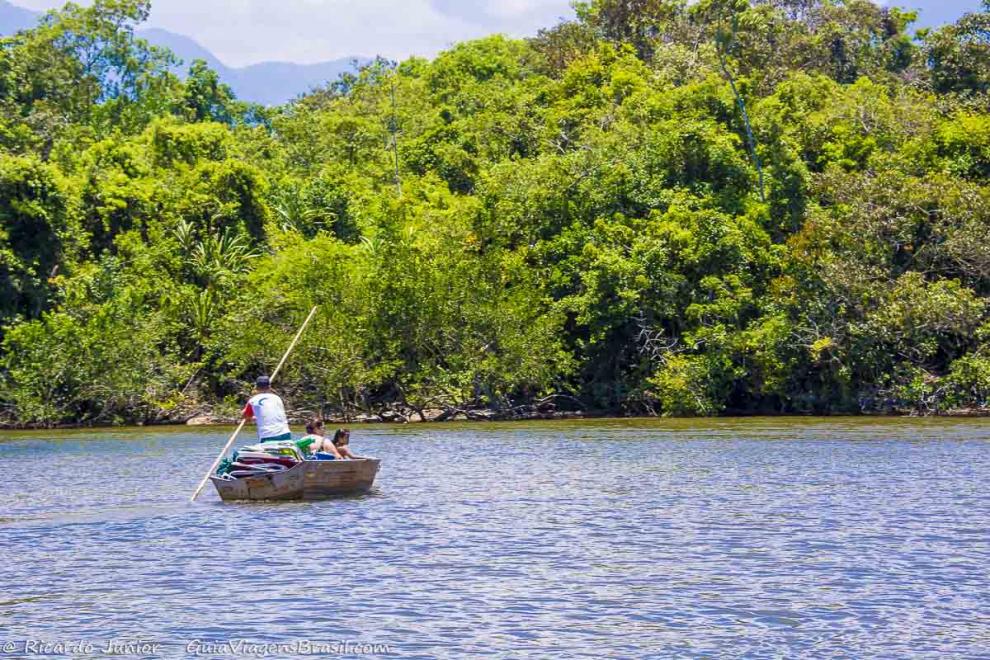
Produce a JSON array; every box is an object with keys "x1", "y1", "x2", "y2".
[{"x1": 1, "y1": 418, "x2": 988, "y2": 657}]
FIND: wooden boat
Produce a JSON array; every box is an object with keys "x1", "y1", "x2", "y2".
[{"x1": 210, "y1": 458, "x2": 381, "y2": 501}]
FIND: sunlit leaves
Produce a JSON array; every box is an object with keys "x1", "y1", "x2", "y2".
[{"x1": 2, "y1": 0, "x2": 990, "y2": 423}]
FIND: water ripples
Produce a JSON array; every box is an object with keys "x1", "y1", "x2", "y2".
[{"x1": 1, "y1": 418, "x2": 988, "y2": 657}]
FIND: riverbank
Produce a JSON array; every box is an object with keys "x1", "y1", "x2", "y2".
[{"x1": 2, "y1": 403, "x2": 988, "y2": 430}]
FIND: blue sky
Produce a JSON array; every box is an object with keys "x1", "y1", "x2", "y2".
[{"x1": 9, "y1": 0, "x2": 985, "y2": 67}]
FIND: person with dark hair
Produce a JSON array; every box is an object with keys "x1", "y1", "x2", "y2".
[
  {"x1": 331, "y1": 428, "x2": 364, "y2": 459},
  {"x1": 242, "y1": 375, "x2": 292, "y2": 442},
  {"x1": 298, "y1": 417, "x2": 341, "y2": 459}
]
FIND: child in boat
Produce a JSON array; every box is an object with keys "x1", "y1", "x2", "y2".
[
  {"x1": 298, "y1": 418, "x2": 342, "y2": 460},
  {"x1": 331, "y1": 428, "x2": 364, "y2": 459}
]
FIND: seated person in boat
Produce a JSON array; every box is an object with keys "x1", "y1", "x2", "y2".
[
  {"x1": 331, "y1": 428, "x2": 364, "y2": 459},
  {"x1": 298, "y1": 418, "x2": 342, "y2": 460},
  {"x1": 242, "y1": 375, "x2": 292, "y2": 442}
]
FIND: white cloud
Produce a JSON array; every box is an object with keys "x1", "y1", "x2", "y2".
[
  {"x1": 11, "y1": 0, "x2": 575, "y2": 66},
  {"x1": 13, "y1": 0, "x2": 987, "y2": 64}
]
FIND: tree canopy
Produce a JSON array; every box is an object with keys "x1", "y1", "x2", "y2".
[{"x1": 1, "y1": 0, "x2": 989, "y2": 425}]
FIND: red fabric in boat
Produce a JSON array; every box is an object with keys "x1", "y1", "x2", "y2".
[{"x1": 237, "y1": 455, "x2": 298, "y2": 467}]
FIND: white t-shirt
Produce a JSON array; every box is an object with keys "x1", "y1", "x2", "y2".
[{"x1": 243, "y1": 392, "x2": 291, "y2": 440}]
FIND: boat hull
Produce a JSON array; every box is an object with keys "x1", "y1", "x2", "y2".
[{"x1": 210, "y1": 458, "x2": 381, "y2": 501}]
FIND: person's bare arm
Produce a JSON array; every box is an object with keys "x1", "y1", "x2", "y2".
[
  {"x1": 340, "y1": 446, "x2": 364, "y2": 460},
  {"x1": 311, "y1": 437, "x2": 343, "y2": 458}
]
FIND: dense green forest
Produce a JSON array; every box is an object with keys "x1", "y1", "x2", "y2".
[{"x1": 1, "y1": 0, "x2": 988, "y2": 425}]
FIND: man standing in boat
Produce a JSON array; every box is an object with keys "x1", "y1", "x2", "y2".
[{"x1": 243, "y1": 375, "x2": 292, "y2": 442}]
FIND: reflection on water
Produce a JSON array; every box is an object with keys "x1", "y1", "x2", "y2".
[{"x1": 1, "y1": 418, "x2": 988, "y2": 656}]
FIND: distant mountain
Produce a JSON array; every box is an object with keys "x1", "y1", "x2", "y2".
[
  {"x1": 230, "y1": 59, "x2": 366, "y2": 107},
  {"x1": 0, "y1": 0, "x2": 34, "y2": 33},
  {"x1": 137, "y1": 27, "x2": 365, "y2": 106},
  {"x1": 137, "y1": 27, "x2": 230, "y2": 76},
  {"x1": 0, "y1": 1, "x2": 364, "y2": 106}
]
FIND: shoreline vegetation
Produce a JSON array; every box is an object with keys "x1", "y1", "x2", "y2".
[
  {"x1": 1, "y1": 1, "x2": 989, "y2": 428},
  {"x1": 2, "y1": 404, "x2": 988, "y2": 430}
]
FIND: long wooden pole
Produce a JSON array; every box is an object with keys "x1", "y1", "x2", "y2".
[{"x1": 190, "y1": 305, "x2": 319, "y2": 502}]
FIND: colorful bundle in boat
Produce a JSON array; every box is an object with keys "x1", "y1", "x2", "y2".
[{"x1": 215, "y1": 441, "x2": 306, "y2": 479}]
